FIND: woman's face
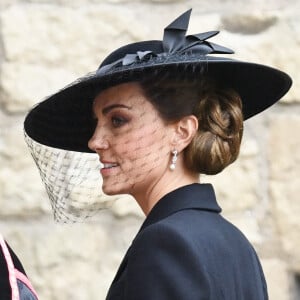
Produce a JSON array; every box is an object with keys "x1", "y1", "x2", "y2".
[{"x1": 88, "y1": 82, "x2": 174, "y2": 197}]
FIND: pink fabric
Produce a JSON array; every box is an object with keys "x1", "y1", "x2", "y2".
[
  {"x1": 0, "y1": 234, "x2": 20, "y2": 300},
  {"x1": 0, "y1": 234, "x2": 39, "y2": 300},
  {"x1": 15, "y1": 269, "x2": 39, "y2": 299}
]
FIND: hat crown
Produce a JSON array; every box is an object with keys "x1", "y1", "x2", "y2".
[
  {"x1": 99, "y1": 40, "x2": 163, "y2": 69},
  {"x1": 97, "y1": 9, "x2": 234, "y2": 75}
]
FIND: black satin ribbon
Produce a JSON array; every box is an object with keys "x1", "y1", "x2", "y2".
[{"x1": 97, "y1": 9, "x2": 234, "y2": 75}]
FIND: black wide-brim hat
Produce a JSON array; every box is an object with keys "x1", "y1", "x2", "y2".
[{"x1": 24, "y1": 9, "x2": 292, "y2": 153}]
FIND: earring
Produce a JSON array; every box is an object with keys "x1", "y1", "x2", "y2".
[{"x1": 169, "y1": 150, "x2": 178, "y2": 171}]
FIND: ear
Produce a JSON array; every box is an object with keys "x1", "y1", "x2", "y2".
[{"x1": 171, "y1": 115, "x2": 198, "y2": 151}]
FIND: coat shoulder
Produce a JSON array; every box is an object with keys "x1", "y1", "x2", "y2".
[{"x1": 139, "y1": 209, "x2": 252, "y2": 252}]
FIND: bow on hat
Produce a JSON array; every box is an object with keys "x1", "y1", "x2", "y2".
[{"x1": 98, "y1": 9, "x2": 234, "y2": 75}]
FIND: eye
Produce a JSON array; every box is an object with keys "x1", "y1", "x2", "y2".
[{"x1": 111, "y1": 115, "x2": 128, "y2": 128}]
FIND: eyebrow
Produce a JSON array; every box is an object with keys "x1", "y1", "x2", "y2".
[{"x1": 102, "y1": 104, "x2": 132, "y2": 115}]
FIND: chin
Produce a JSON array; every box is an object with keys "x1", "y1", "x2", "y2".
[{"x1": 102, "y1": 183, "x2": 129, "y2": 196}]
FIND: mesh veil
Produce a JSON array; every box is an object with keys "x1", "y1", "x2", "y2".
[{"x1": 25, "y1": 133, "x2": 117, "y2": 223}]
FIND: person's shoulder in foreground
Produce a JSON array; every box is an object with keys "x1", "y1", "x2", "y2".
[{"x1": 0, "y1": 235, "x2": 39, "y2": 300}]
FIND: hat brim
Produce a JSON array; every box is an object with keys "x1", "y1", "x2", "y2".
[{"x1": 24, "y1": 58, "x2": 292, "y2": 153}]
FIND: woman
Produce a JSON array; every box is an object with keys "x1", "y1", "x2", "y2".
[{"x1": 24, "y1": 9, "x2": 292, "y2": 299}]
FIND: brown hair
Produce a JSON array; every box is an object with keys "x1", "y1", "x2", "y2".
[{"x1": 140, "y1": 71, "x2": 244, "y2": 175}]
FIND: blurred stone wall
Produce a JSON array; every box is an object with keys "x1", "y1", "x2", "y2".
[{"x1": 0, "y1": 0, "x2": 299, "y2": 299}]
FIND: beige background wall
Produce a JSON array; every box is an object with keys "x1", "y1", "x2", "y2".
[{"x1": 0, "y1": 0, "x2": 299, "y2": 299}]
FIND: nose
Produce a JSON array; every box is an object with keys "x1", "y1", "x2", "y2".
[{"x1": 88, "y1": 126, "x2": 109, "y2": 152}]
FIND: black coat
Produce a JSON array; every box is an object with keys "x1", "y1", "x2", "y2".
[{"x1": 106, "y1": 184, "x2": 268, "y2": 300}]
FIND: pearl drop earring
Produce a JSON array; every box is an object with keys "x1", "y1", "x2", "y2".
[{"x1": 169, "y1": 150, "x2": 178, "y2": 171}]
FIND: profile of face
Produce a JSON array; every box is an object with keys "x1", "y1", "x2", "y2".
[{"x1": 88, "y1": 82, "x2": 176, "y2": 199}]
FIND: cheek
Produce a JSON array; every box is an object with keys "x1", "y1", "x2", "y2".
[{"x1": 118, "y1": 124, "x2": 170, "y2": 176}]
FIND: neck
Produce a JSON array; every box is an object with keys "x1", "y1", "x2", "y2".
[{"x1": 132, "y1": 167, "x2": 198, "y2": 216}]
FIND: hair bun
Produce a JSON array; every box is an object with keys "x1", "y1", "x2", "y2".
[{"x1": 185, "y1": 87, "x2": 243, "y2": 175}]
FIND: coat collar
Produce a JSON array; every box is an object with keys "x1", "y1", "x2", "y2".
[
  {"x1": 106, "y1": 183, "x2": 221, "y2": 290},
  {"x1": 139, "y1": 183, "x2": 221, "y2": 232}
]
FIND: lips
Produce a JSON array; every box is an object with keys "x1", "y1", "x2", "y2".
[
  {"x1": 102, "y1": 163, "x2": 119, "y2": 169},
  {"x1": 100, "y1": 161, "x2": 119, "y2": 176}
]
